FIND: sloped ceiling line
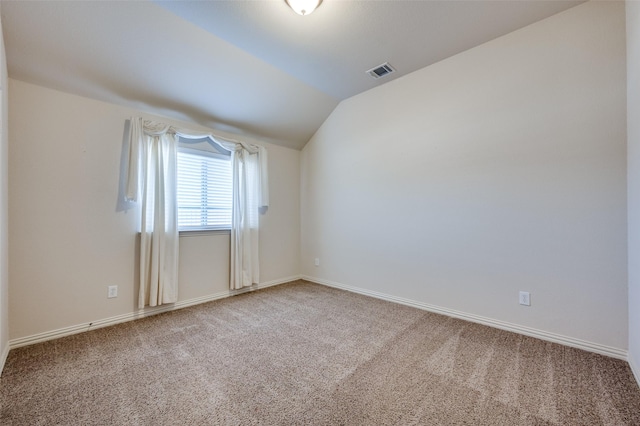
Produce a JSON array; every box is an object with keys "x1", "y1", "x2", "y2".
[{"x1": 2, "y1": 0, "x2": 584, "y2": 150}]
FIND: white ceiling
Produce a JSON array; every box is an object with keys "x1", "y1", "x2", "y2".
[{"x1": 1, "y1": 0, "x2": 584, "y2": 150}]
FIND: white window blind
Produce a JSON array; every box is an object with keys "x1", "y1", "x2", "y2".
[{"x1": 177, "y1": 147, "x2": 232, "y2": 230}]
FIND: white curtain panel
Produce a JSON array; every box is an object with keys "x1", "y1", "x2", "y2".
[
  {"x1": 230, "y1": 148, "x2": 261, "y2": 290},
  {"x1": 126, "y1": 117, "x2": 269, "y2": 303},
  {"x1": 127, "y1": 118, "x2": 179, "y2": 308}
]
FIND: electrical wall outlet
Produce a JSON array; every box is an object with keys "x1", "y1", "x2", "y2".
[
  {"x1": 108, "y1": 285, "x2": 118, "y2": 298},
  {"x1": 519, "y1": 291, "x2": 530, "y2": 306},
  {"x1": 314, "y1": 258, "x2": 320, "y2": 267}
]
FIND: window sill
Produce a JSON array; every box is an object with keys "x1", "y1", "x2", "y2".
[{"x1": 179, "y1": 229, "x2": 231, "y2": 237}]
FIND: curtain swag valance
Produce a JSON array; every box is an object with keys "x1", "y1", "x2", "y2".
[{"x1": 125, "y1": 117, "x2": 269, "y2": 208}]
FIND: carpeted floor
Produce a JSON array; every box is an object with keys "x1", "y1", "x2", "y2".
[{"x1": 1, "y1": 280, "x2": 640, "y2": 425}]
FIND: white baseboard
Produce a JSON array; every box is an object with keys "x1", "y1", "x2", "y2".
[
  {"x1": 302, "y1": 275, "x2": 628, "y2": 361},
  {"x1": 0, "y1": 340, "x2": 9, "y2": 376},
  {"x1": 628, "y1": 349, "x2": 640, "y2": 388},
  {"x1": 8, "y1": 275, "x2": 301, "y2": 350},
  {"x1": 7, "y1": 274, "x2": 629, "y2": 366}
]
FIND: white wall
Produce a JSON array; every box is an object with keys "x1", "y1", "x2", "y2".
[
  {"x1": 627, "y1": 0, "x2": 640, "y2": 377},
  {"x1": 8, "y1": 79, "x2": 300, "y2": 341},
  {"x1": 0, "y1": 2, "x2": 10, "y2": 369},
  {"x1": 301, "y1": 1, "x2": 627, "y2": 350}
]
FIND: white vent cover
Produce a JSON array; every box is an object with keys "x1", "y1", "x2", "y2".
[{"x1": 367, "y1": 62, "x2": 395, "y2": 79}]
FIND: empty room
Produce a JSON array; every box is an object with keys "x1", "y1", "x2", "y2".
[{"x1": 1, "y1": 0, "x2": 640, "y2": 424}]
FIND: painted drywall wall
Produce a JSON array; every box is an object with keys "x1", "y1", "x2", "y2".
[
  {"x1": 627, "y1": 0, "x2": 640, "y2": 378},
  {"x1": 301, "y1": 1, "x2": 627, "y2": 349},
  {"x1": 8, "y1": 79, "x2": 300, "y2": 340},
  {"x1": 0, "y1": 2, "x2": 10, "y2": 369}
]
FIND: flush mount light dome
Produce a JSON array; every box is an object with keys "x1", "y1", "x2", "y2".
[{"x1": 286, "y1": 0, "x2": 322, "y2": 16}]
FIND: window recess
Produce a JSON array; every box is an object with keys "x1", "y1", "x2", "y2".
[{"x1": 177, "y1": 137, "x2": 232, "y2": 231}]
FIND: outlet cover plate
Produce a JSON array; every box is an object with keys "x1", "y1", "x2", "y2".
[{"x1": 108, "y1": 285, "x2": 118, "y2": 298}]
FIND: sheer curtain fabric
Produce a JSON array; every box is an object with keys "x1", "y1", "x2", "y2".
[
  {"x1": 126, "y1": 117, "x2": 268, "y2": 306},
  {"x1": 230, "y1": 146, "x2": 267, "y2": 290},
  {"x1": 127, "y1": 118, "x2": 179, "y2": 308}
]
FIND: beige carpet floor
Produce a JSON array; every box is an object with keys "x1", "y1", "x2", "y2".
[{"x1": 1, "y1": 280, "x2": 640, "y2": 425}]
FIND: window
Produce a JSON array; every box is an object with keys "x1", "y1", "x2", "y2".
[{"x1": 177, "y1": 138, "x2": 232, "y2": 231}]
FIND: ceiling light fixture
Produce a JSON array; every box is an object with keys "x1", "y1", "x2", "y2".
[{"x1": 285, "y1": 0, "x2": 322, "y2": 16}]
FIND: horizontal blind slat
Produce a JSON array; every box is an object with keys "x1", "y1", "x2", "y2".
[{"x1": 177, "y1": 151, "x2": 232, "y2": 229}]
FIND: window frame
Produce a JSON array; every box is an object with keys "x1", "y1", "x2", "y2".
[{"x1": 176, "y1": 139, "x2": 233, "y2": 232}]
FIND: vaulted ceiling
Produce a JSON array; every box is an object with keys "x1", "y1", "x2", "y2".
[{"x1": 1, "y1": 0, "x2": 584, "y2": 150}]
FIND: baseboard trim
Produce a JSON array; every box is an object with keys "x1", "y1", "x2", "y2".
[
  {"x1": 628, "y1": 349, "x2": 640, "y2": 388},
  {"x1": 0, "y1": 341, "x2": 9, "y2": 376},
  {"x1": 302, "y1": 275, "x2": 628, "y2": 361},
  {"x1": 9, "y1": 274, "x2": 628, "y2": 363},
  {"x1": 9, "y1": 275, "x2": 301, "y2": 350}
]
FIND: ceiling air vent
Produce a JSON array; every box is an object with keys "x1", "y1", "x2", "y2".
[{"x1": 367, "y1": 62, "x2": 395, "y2": 79}]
